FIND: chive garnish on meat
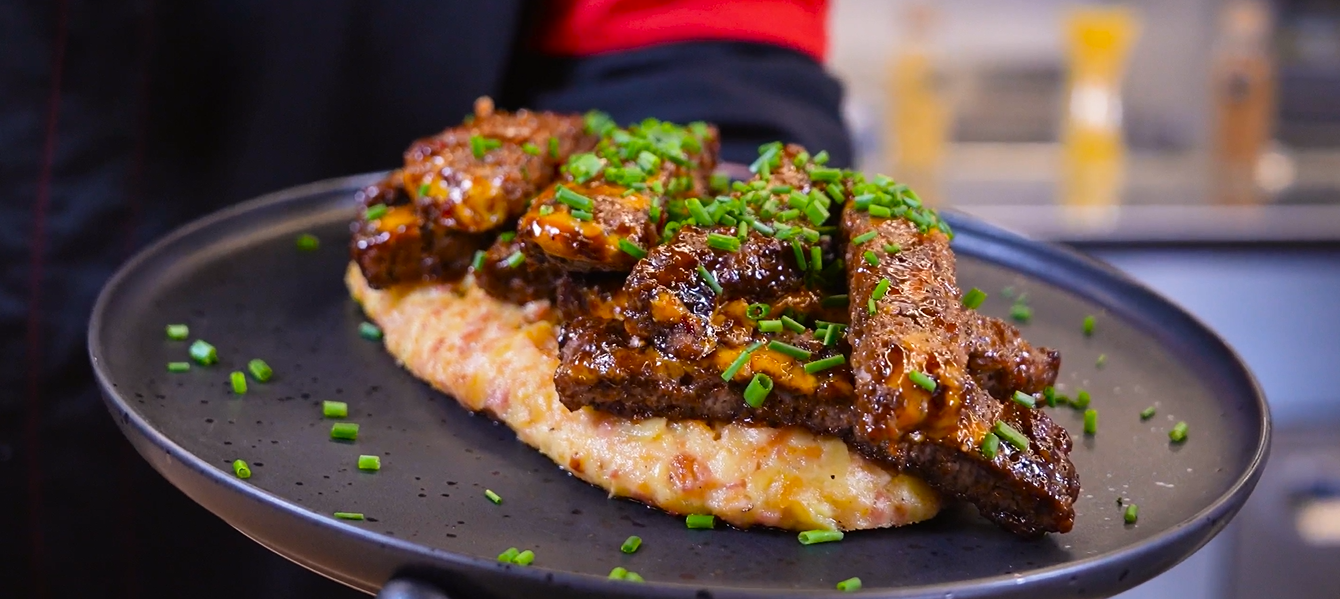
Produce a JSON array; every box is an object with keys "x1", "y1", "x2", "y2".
[
  {"x1": 993, "y1": 421, "x2": 1029, "y2": 451},
  {"x1": 803, "y1": 354, "x2": 846, "y2": 374},
  {"x1": 980, "y1": 432, "x2": 1000, "y2": 459},
  {"x1": 767, "y1": 340, "x2": 811, "y2": 360},
  {"x1": 744, "y1": 373, "x2": 773, "y2": 408},
  {"x1": 908, "y1": 370, "x2": 936, "y2": 392},
  {"x1": 697, "y1": 265, "x2": 722, "y2": 294},
  {"x1": 1012, "y1": 391, "x2": 1037, "y2": 408}
]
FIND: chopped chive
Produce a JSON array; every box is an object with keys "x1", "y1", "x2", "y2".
[
  {"x1": 980, "y1": 432, "x2": 1000, "y2": 459},
  {"x1": 1010, "y1": 303, "x2": 1032, "y2": 323},
  {"x1": 247, "y1": 359, "x2": 272, "y2": 382},
  {"x1": 872, "y1": 278, "x2": 891, "y2": 300},
  {"x1": 697, "y1": 264, "x2": 722, "y2": 294},
  {"x1": 758, "y1": 319, "x2": 784, "y2": 333},
  {"x1": 1043, "y1": 386, "x2": 1057, "y2": 407},
  {"x1": 621, "y1": 535, "x2": 642, "y2": 554},
  {"x1": 749, "y1": 219, "x2": 775, "y2": 236},
  {"x1": 501, "y1": 251, "x2": 526, "y2": 269},
  {"x1": 908, "y1": 370, "x2": 936, "y2": 392},
  {"x1": 721, "y1": 341, "x2": 763, "y2": 381},
  {"x1": 822, "y1": 324, "x2": 840, "y2": 346},
  {"x1": 707, "y1": 232, "x2": 741, "y2": 252},
  {"x1": 821, "y1": 294, "x2": 849, "y2": 308},
  {"x1": 470, "y1": 134, "x2": 501, "y2": 158},
  {"x1": 498, "y1": 547, "x2": 520, "y2": 563},
  {"x1": 778, "y1": 208, "x2": 801, "y2": 221},
  {"x1": 1083, "y1": 315, "x2": 1096, "y2": 336},
  {"x1": 1082, "y1": 409, "x2": 1098, "y2": 436},
  {"x1": 1169, "y1": 421, "x2": 1189, "y2": 443},
  {"x1": 296, "y1": 233, "x2": 320, "y2": 251},
  {"x1": 538, "y1": 204, "x2": 554, "y2": 217},
  {"x1": 512, "y1": 550, "x2": 535, "y2": 566},
  {"x1": 791, "y1": 240, "x2": 808, "y2": 270},
  {"x1": 608, "y1": 567, "x2": 629, "y2": 580},
  {"x1": 1140, "y1": 406, "x2": 1156, "y2": 420},
  {"x1": 330, "y1": 422, "x2": 359, "y2": 441},
  {"x1": 549, "y1": 137, "x2": 560, "y2": 158},
  {"x1": 232, "y1": 459, "x2": 251, "y2": 479},
  {"x1": 810, "y1": 245, "x2": 823, "y2": 271},
  {"x1": 471, "y1": 250, "x2": 486, "y2": 271},
  {"x1": 686, "y1": 514, "x2": 715, "y2": 529},
  {"x1": 333, "y1": 512, "x2": 365, "y2": 521},
  {"x1": 359, "y1": 321, "x2": 383, "y2": 340},
  {"x1": 797, "y1": 530, "x2": 844, "y2": 545},
  {"x1": 624, "y1": 572, "x2": 645, "y2": 583},
  {"x1": 867, "y1": 297, "x2": 877, "y2": 316},
  {"x1": 745, "y1": 303, "x2": 770, "y2": 320},
  {"x1": 522, "y1": 142, "x2": 540, "y2": 155},
  {"x1": 356, "y1": 455, "x2": 381, "y2": 471},
  {"x1": 961, "y1": 288, "x2": 987, "y2": 310},
  {"x1": 1073, "y1": 389, "x2": 1091, "y2": 409},
  {"x1": 418, "y1": 184, "x2": 431, "y2": 197},
  {"x1": 617, "y1": 238, "x2": 647, "y2": 259},
  {"x1": 1096, "y1": 354, "x2": 1107, "y2": 368},
  {"x1": 365, "y1": 203, "x2": 388, "y2": 220},
  {"x1": 836, "y1": 577, "x2": 862, "y2": 592},
  {"x1": 810, "y1": 167, "x2": 841, "y2": 182},
  {"x1": 323, "y1": 400, "x2": 348, "y2": 418},
  {"x1": 166, "y1": 324, "x2": 189, "y2": 340},
  {"x1": 571, "y1": 209, "x2": 594, "y2": 221},
  {"x1": 993, "y1": 421, "x2": 1029, "y2": 451},
  {"x1": 863, "y1": 250, "x2": 879, "y2": 266},
  {"x1": 555, "y1": 185, "x2": 594, "y2": 211},
  {"x1": 230, "y1": 371, "x2": 247, "y2": 394},
  {"x1": 803, "y1": 201, "x2": 829, "y2": 225},
  {"x1": 1012, "y1": 391, "x2": 1037, "y2": 408},
  {"x1": 189, "y1": 340, "x2": 217, "y2": 365},
  {"x1": 1124, "y1": 504, "x2": 1139, "y2": 524},
  {"x1": 780, "y1": 315, "x2": 806, "y2": 334},
  {"x1": 884, "y1": 243, "x2": 902, "y2": 254},
  {"x1": 803, "y1": 354, "x2": 846, "y2": 373},
  {"x1": 744, "y1": 373, "x2": 774, "y2": 408},
  {"x1": 687, "y1": 198, "x2": 714, "y2": 226},
  {"x1": 868, "y1": 204, "x2": 891, "y2": 218},
  {"x1": 767, "y1": 340, "x2": 812, "y2": 360},
  {"x1": 167, "y1": 362, "x2": 190, "y2": 373},
  {"x1": 812, "y1": 150, "x2": 830, "y2": 165},
  {"x1": 498, "y1": 231, "x2": 516, "y2": 243},
  {"x1": 485, "y1": 489, "x2": 503, "y2": 504},
  {"x1": 851, "y1": 231, "x2": 877, "y2": 245}
]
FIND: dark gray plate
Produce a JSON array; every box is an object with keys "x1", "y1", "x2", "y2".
[{"x1": 90, "y1": 174, "x2": 1269, "y2": 599}]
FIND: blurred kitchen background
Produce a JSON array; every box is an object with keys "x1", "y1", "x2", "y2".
[{"x1": 826, "y1": 0, "x2": 1340, "y2": 596}]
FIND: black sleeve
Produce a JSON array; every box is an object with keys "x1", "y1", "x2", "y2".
[{"x1": 501, "y1": 41, "x2": 854, "y2": 169}]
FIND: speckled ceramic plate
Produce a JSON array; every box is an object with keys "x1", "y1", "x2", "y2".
[{"x1": 90, "y1": 174, "x2": 1269, "y2": 599}]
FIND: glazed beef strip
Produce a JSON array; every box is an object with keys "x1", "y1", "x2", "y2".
[
  {"x1": 967, "y1": 313, "x2": 1061, "y2": 399},
  {"x1": 351, "y1": 98, "x2": 596, "y2": 288}
]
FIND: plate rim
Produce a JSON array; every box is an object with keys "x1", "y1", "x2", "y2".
[{"x1": 89, "y1": 173, "x2": 1272, "y2": 598}]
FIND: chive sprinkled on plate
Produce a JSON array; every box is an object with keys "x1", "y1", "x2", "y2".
[
  {"x1": 621, "y1": 536, "x2": 642, "y2": 554},
  {"x1": 357, "y1": 455, "x2": 381, "y2": 471},
  {"x1": 1084, "y1": 409, "x2": 1098, "y2": 435},
  {"x1": 908, "y1": 370, "x2": 936, "y2": 392},
  {"x1": 513, "y1": 550, "x2": 535, "y2": 566},
  {"x1": 1012, "y1": 391, "x2": 1037, "y2": 408},
  {"x1": 230, "y1": 372, "x2": 247, "y2": 395},
  {"x1": 247, "y1": 359, "x2": 272, "y2": 382},
  {"x1": 1083, "y1": 315, "x2": 1096, "y2": 336},
  {"x1": 803, "y1": 354, "x2": 846, "y2": 374},
  {"x1": 1169, "y1": 421, "x2": 1189, "y2": 443},
  {"x1": 1096, "y1": 354, "x2": 1107, "y2": 368},
  {"x1": 1072, "y1": 389, "x2": 1091, "y2": 409},
  {"x1": 167, "y1": 362, "x2": 191, "y2": 373},
  {"x1": 961, "y1": 288, "x2": 987, "y2": 310},
  {"x1": 837, "y1": 577, "x2": 862, "y2": 592},
  {"x1": 189, "y1": 339, "x2": 217, "y2": 365},
  {"x1": 232, "y1": 459, "x2": 251, "y2": 479},
  {"x1": 1010, "y1": 303, "x2": 1032, "y2": 323},
  {"x1": 608, "y1": 567, "x2": 629, "y2": 580},
  {"x1": 744, "y1": 374, "x2": 773, "y2": 408},
  {"x1": 166, "y1": 324, "x2": 189, "y2": 340},
  {"x1": 624, "y1": 572, "x2": 645, "y2": 583},
  {"x1": 359, "y1": 322, "x2": 383, "y2": 340},
  {"x1": 1140, "y1": 406, "x2": 1156, "y2": 420},
  {"x1": 498, "y1": 547, "x2": 520, "y2": 563},
  {"x1": 686, "y1": 514, "x2": 715, "y2": 529},
  {"x1": 296, "y1": 233, "x2": 320, "y2": 251},
  {"x1": 331, "y1": 422, "x2": 359, "y2": 441},
  {"x1": 323, "y1": 400, "x2": 348, "y2": 418},
  {"x1": 980, "y1": 432, "x2": 1000, "y2": 459},
  {"x1": 484, "y1": 489, "x2": 502, "y2": 504},
  {"x1": 993, "y1": 421, "x2": 1029, "y2": 451},
  {"x1": 333, "y1": 512, "x2": 365, "y2": 521},
  {"x1": 797, "y1": 529, "x2": 843, "y2": 545},
  {"x1": 1124, "y1": 504, "x2": 1139, "y2": 524}
]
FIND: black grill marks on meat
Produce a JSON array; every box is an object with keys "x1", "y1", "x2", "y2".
[{"x1": 842, "y1": 207, "x2": 1078, "y2": 536}]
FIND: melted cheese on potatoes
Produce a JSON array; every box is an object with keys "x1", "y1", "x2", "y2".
[{"x1": 347, "y1": 263, "x2": 940, "y2": 531}]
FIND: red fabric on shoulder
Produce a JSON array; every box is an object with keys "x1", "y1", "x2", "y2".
[{"x1": 539, "y1": 0, "x2": 829, "y2": 62}]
